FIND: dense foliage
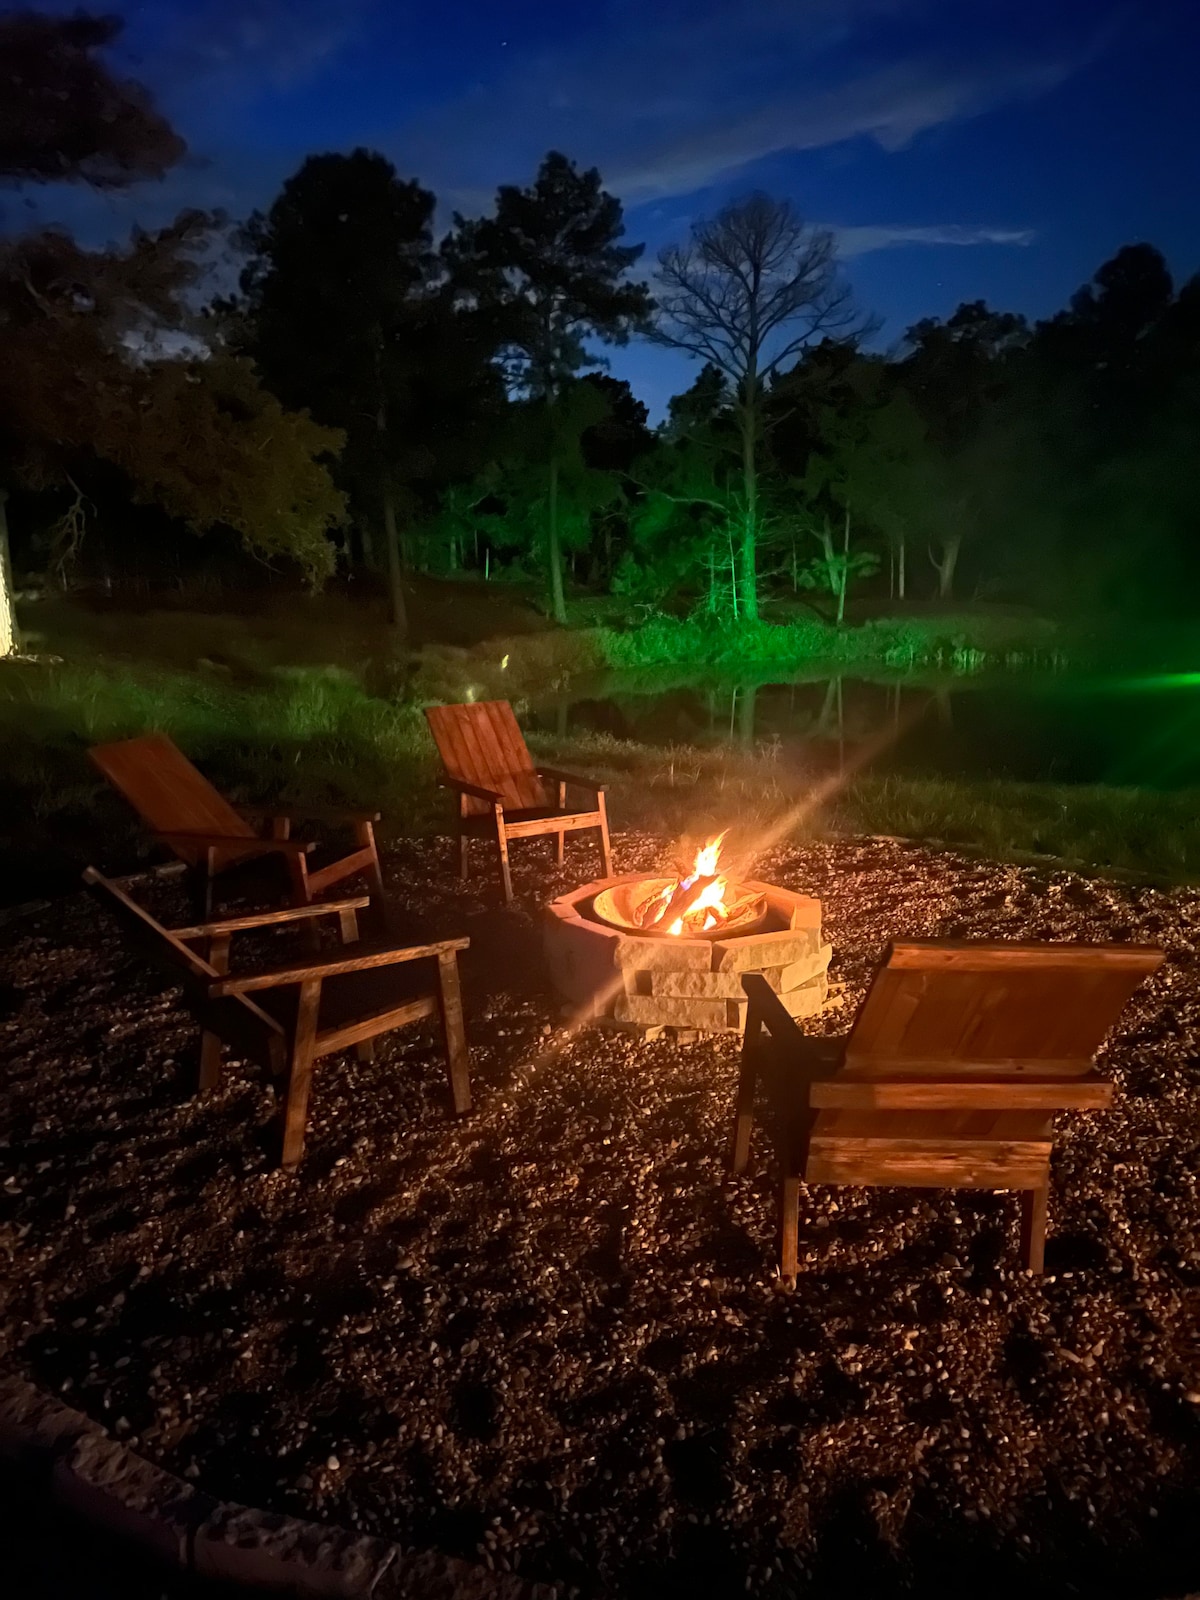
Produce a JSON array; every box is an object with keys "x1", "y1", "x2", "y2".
[
  {"x1": 0, "y1": 11, "x2": 348, "y2": 656},
  {"x1": 5, "y1": 11, "x2": 1200, "y2": 642}
]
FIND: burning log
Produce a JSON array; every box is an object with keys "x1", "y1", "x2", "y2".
[{"x1": 641, "y1": 873, "x2": 723, "y2": 933}]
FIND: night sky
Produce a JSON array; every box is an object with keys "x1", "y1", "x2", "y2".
[{"x1": 9, "y1": 0, "x2": 1200, "y2": 417}]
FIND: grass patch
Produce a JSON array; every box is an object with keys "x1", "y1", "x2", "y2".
[
  {"x1": 595, "y1": 613, "x2": 1062, "y2": 673},
  {"x1": 3, "y1": 652, "x2": 1197, "y2": 906}
]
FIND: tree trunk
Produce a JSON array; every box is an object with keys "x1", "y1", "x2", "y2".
[
  {"x1": 738, "y1": 403, "x2": 759, "y2": 621},
  {"x1": 547, "y1": 455, "x2": 567, "y2": 624},
  {"x1": 736, "y1": 681, "x2": 757, "y2": 746},
  {"x1": 0, "y1": 490, "x2": 19, "y2": 658},
  {"x1": 897, "y1": 534, "x2": 906, "y2": 600},
  {"x1": 817, "y1": 518, "x2": 838, "y2": 606},
  {"x1": 930, "y1": 532, "x2": 961, "y2": 600},
  {"x1": 382, "y1": 487, "x2": 408, "y2": 638},
  {"x1": 376, "y1": 376, "x2": 407, "y2": 637},
  {"x1": 836, "y1": 506, "x2": 850, "y2": 626}
]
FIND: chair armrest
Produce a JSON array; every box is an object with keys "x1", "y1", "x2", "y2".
[
  {"x1": 210, "y1": 936, "x2": 470, "y2": 996},
  {"x1": 535, "y1": 765, "x2": 607, "y2": 793},
  {"x1": 155, "y1": 832, "x2": 315, "y2": 859},
  {"x1": 173, "y1": 895, "x2": 371, "y2": 940},
  {"x1": 444, "y1": 777, "x2": 505, "y2": 804},
  {"x1": 239, "y1": 803, "x2": 382, "y2": 826}
]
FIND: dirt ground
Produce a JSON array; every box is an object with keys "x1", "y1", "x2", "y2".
[{"x1": 1, "y1": 833, "x2": 1198, "y2": 1599}]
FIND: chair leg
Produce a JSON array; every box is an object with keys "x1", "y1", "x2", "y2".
[
  {"x1": 198, "y1": 935, "x2": 231, "y2": 1091},
  {"x1": 493, "y1": 804, "x2": 513, "y2": 903},
  {"x1": 286, "y1": 851, "x2": 319, "y2": 951},
  {"x1": 358, "y1": 820, "x2": 385, "y2": 900},
  {"x1": 730, "y1": 1015, "x2": 761, "y2": 1174},
  {"x1": 1020, "y1": 1184, "x2": 1049, "y2": 1274},
  {"x1": 596, "y1": 791, "x2": 613, "y2": 878},
  {"x1": 199, "y1": 1032, "x2": 223, "y2": 1092},
  {"x1": 338, "y1": 911, "x2": 372, "y2": 1060},
  {"x1": 281, "y1": 979, "x2": 322, "y2": 1169},
  {"x1": 199, "y1": 847, "x2": 217, "y2": 920},
  {"x1": 556, "y1": 782, "x2": 566, "y2": 866},
  {"x1": 437, "y1": 949, "x2": 472, "y2": 1114},
  {"x1": 458, "y1": 794, "x2": 470, "y2": 880},
  {"x1": 781, "y1": 1176, "x2": 801, "y2": 1281}
]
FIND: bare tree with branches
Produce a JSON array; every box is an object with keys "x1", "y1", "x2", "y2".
[{"x1": 653, "y1": 194, "x2": 861, "y2": 619}]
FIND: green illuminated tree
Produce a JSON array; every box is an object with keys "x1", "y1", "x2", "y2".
[
  {"x1": 653, "y1": 194, "x2": 861, "y2": 621},
  {"x1": 624, "y1": 368, "x2": 746, "y2": 619},
  {"x1": 444, "y1": 152, "x2": 650, "y2": 621}
]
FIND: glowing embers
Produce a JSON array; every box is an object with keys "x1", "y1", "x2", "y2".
[{"x1": 591, "y1": 833, "x2": 768, "y2": 941}]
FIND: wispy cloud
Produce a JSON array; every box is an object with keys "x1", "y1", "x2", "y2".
[
  {"x1": 403, "y1": 0, "x2": 1093, "y2": 211},
  {"x1": 9, "y1": 0, "x2": 1109, "y2": 257},
  {"x1": 126, "y1": 0, "x2": 377, "y2": 101},
  {"x1": 833, "y1": 222, "x2": 1037, "y2": 257}
]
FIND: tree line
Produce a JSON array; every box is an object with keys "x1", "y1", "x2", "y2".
[{"x1": 3, "y1": 10, "x2": 1199, "y2": 655}]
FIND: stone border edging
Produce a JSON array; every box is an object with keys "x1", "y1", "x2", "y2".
[{"x1": 0, "y1": 1373, "x2": 557, "y2": 1600}]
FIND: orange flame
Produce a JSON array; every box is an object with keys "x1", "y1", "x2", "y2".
[{"x1": 646, "y1": 832, "x2": 731, "y2": 936}]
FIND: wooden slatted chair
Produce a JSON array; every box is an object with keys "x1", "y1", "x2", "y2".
[
  {"x1": 733, "y1": 939, "x2": 1163, "y2": 1276},
  {"x1": 83, "y1": 867, "x2": 472, "y2": 1169},
  {"x1": 424, "y1": 700, "x2": 612, "y2": 902},
  {"x1": 89, "y1": 733, "x2": 385, "y2": 918}
]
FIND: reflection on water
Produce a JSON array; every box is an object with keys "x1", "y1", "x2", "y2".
[{"x1": 526, "y1": 672, "x2": 1200, "y2": 789}]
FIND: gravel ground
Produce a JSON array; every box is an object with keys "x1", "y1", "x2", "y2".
[{"x1": 1, "y1": 833, "x2": 1198, "y2": 1599}]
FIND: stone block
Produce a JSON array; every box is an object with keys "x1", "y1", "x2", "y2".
[
  {"x1": 0, "y1": 1375, "x2": 103, "y2": 1463},
  {"x1": 780, "y1": 971, "x2": 829, "y2": 1020},
  {"x1": 748, "y1": 883, "x2": 822, "y2": 929},
  {"x1": 541, "y1": 911, "x2": 619, "y2": 1006},
  {"x1": 641, "y1": 966, "x2": 749, "y2": 999},
  {"x1": 711, "y1": 925, "x2": 824, "y2": 974},
  {"x1": 613, "y1": 934, "x2": 713, "y2": 974},
  {"x1": 645, "y1": 943, "x2": 832, "y2": 1000},
  {"x1": 52, "y1": 1433, "x2": 207, "y2": 1566},
  {"x1": 777, "y1": 944, "x2": 833, "y2": 992},
  {"x1": 612, "y1": 993, "x2": 734, "y2": 1031},
  {"x1": 195, "y1": 1502, "x2": 396, "y2": 1596}
]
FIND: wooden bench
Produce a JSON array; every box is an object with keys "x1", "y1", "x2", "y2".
[
  {"x1": 89, "y1": 732, "x2": 385, "y2": 919},
  {"x1": 425, "y1": 699, "x2": 611, "y2": 902},
  {"x1": 84, "y1": 867, "x2": 472, "y2": 1169},
  {"x1": 733, "y1": 939, "x2": 1163, "y2": 1275}
]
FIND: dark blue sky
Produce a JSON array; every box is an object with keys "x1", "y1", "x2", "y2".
[{"x1": 11, "y1": 0, "x2": 1200, "y2": 417}]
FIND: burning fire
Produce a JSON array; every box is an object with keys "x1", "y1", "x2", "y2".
[{"x1": 641, "y1": 832, "x2": 732, "y2": 936}]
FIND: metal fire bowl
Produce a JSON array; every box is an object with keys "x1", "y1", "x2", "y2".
[{"x1": 590, "y1": 876, "x2": 770, "y2": 941}]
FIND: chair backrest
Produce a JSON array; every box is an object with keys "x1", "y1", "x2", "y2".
[
  {"x1": 424, "y1": 700, "x2": 546, "y2": 814},
  {"x1": 82, "y1": 868, "x2": 280, "y2": 1045},
  {"x1": 89, "y1": 733, "x2": 253, "y2": 867},
  {"x1": 844, "y1": 940, "x2": 1164, "y2": 1079}
]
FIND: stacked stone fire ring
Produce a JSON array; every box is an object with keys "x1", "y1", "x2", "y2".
[{"x1": 544, "y1": 872, "x2": 830, "y2": 1037}]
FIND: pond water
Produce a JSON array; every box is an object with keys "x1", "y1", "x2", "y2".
[{"x1": 527, "y1": 670, "x2": 1200, "y2": 790}]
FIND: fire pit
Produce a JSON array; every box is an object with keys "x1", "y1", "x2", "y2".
[{"x1": 545, "y1": 837, "x2": 830, "y2": 1036}]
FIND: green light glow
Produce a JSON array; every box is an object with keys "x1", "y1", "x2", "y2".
[{"x1": 1116, "y1": 673, "x2": 1200, "y2": 691}]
